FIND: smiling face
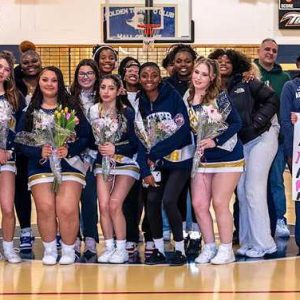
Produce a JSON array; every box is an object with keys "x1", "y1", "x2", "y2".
[
  {"x1": 258, "y1": 40, "x2": 278, "y2": 69},
  {"x1": 216, "y1": 55, "x2": 233, "y2": 77},
  {"x1": 39, "y1": 70, "x2": 58, "y2": 99},
  {"x1": 77, "y1": 65, "x2": 96, "y2": 90},
  {"x1": 192, "y1": 63, "x2": 214, "y2": 93},
  {"x1": 124, "y1": 65, "x2": 139, "y2": 86},
  {"x1": 0, "y1": 58, "x2": 11, "y2": 85},
  {"x1": 99, "y1": 78, "x2": 120, "y2": 104},
  {"x1": 20, "y1": 52, "x2": 41, "y2": 77},
  {"x1": 139, "y1": 65, "x2": 161, "y2": 94},
  {"x1": 173, "y1": 51, "x2": 194, "y2": 79},
  {"x1": 98, "y1": 49, "x2": 117, "y2": 75}
]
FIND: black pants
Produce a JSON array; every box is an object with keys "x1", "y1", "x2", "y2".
[
  {"x1": 177, "y1": 178, "x2": 197, "y2": 224},
  {"x1": 147, "y1": 168, "x2": 190, "y2": 242},
  {"x1": 123, "y1": 181, "x2": 140, "y2": 243},
  {"x1": 15, "y1": 155, "x2": 31, "y2": 229}
]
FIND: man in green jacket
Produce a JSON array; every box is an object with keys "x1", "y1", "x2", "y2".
[{"x1": 254, "y1": 38, "x2": 290, "y2": 240}]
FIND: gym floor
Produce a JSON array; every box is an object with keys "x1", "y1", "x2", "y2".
[{"x1": 0, "y1": 170, "x2": 298, "y2": 300}]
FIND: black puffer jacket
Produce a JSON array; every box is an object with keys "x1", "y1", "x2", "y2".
[{"x1": 227, "y1": 74, "x2": 279, "y2": 144}]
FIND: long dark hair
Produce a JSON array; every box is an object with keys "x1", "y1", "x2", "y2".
[
  {"x1": 97, "y1": 74, "x2": 124, "y2": 113},
  {"x1": 25, "y1": 66, "x2": 83, "y2": 131},
  {"x1": 69, "y1": 59, "x2": 100, "y2": 105},
  {"x1": 208, "y1": 49, "x2": 251, "y2": 75},
  {"x1": 0, "y1": 51, "x2": 19, "y2": 111}
]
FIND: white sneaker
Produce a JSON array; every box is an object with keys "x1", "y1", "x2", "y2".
[
  {"x1": 42, "y1": 248, "x2": 58, "y2": 265},
  {"x1": 245, "y1": 245, "x2": 277, "y2": 258},
  {"x1": 3, "y1": 248, "x2": 21, "y2": 264},
  {"x1": 59, "y1": 243, "x2": 75, "y2": 265},
  {"x1": 194, "y1": 244, "x2": 217, "y2": 264},
  {"x1": 211, "y1": 245, "x2": 235, "y2": 265},
  {"x1": 275, "y1": 219, "x2": 290, "y2": 238},
  {"x1": 109, "y1": 248, "x2": 129, "y2": 264},
  {"x1": 236, "y1": 245, "x2": 250, "y2": 256},
  {"x1": 98, "y1": 248, "x2": 115, "y2": 263}
]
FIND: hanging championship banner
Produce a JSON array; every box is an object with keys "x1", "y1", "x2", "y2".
[
  {"x1": 292, "y1": 113, "x2": 300, "y2": 201},
  {"x1": 279, "y1": 0, "x2": 300, "y2": 29}
]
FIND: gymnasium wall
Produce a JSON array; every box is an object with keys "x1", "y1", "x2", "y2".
[{"x1": 0, "y1": 0, "x2": 299, "y2": 45}]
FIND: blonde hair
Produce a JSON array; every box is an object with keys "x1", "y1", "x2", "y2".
[
  {"x1": 0, "y1": 51, "x2": 19, "y2": 111},
  {"x1": 187, "y1": 57, "x2": 221, "y2": 105}
]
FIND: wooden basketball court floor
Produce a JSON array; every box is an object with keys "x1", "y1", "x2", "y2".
[{"x1": 0, "y1": 171, "x2": 299, "y2": 300}]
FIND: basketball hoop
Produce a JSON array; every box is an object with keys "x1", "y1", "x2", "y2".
[{"x1": 137, "y1": 24, "x2": 161, "y2": 50}]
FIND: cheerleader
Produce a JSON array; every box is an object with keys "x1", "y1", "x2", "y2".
[
  {"x1": 89, "y1": 74, "x2": 139, "y2": 264},
  {"x1": 0, "y1": 51, "x2": 25, "y2": 263},
  {"x1": 17, "y1": 66, "x2": 90, "y2": 265},
  {"x1": 92, "y1": 45, "x2": 118, "y2": 77},
  {"x1": 189, "y1": 58, "x2": 244, "y2": 265},
  {"x1": 70, "y1": 59, "x2": 100, "y2": 260}
]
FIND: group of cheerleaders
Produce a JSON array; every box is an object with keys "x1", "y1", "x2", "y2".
[{"x1": 0, "y1": 41, "x2": 280, "y2": 266}]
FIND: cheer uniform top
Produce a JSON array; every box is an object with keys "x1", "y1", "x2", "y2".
[
  {"x1": 0, "y1": 94, "x2": 25, "y2": 173},
  {"x1": 189, "y1": 91, "x2": 244, "y2": 173},
  {"x1": 17, "y1": 107, "x2": 90, "y2": 188},
  {"x1": 89, "y1": 103, "x2": 140, "y2": 180}
]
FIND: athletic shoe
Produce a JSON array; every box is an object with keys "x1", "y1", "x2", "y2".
[
  {"x1": 211, "y1": 245, "x2": 235, "y2": 265},
  {"x1": 59, "y1": 246, "x2": 76, "y2": 265},
  {"x1": 109, "y1": 249, "x2": 129, "y2": 264},
  {"x1": 3, "y1": 248, "x2": 21, "y2": 264},
  {"x1": 169, "y1": 251, "x2": 187, "y2": 266},
  {"x1": 236, "y1": 246, "x2": 250, "y2": 256},
  {"x1": 42, "y1": 248, "x2": 58, "y2": 265},
  {"x1": 56, "y1": 235, "x2": 62, "y2": 250},
  {"x1": 145, "y1": 249, "x2": 166, "y2": 265},
  {"x1": 98, "y1": 248, "x2": 115, "y2": 263},
  {"x1": 144, "y1": 241, "x2": 155, "y2": 260},
  {"x1": 74, "y1": 238, "x2": 81, "y2": 262},
  {"x1": 245, "y1": 245, "x2": 277, "y2": 258},
  {"x1": 186, "y1": 238, "x2": 202, "y2": 256},
  {"x1": 20, "y1": 230, "x2": 35, "y2": 255},
  {"x1": 275, "y1": 219, "x2": 290, "y2": 238},
  {"x1": 82, "y1": 237, "x2": 97, "y2": 261},
  {"x1": 194, "y1": 244, "x2": 217, "y2": 264}
]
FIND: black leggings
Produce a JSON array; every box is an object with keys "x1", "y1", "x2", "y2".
[
  {"x1": 147, "y1": 168, "x2": 190, "y2": 242},
  {"x1": 15, "y1": 155, "x2": 32, "y2": 229}
]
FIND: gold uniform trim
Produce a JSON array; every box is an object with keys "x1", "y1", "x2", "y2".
[
  {"x1": 29, "y1": 172, "x2": 85, "y2": 182},
  {"x1": 95, "y1": 164, "x2": 140, "y2": 173},
  {"x1": 198, "y1": 159, "x2": 245, "y2": 168}
]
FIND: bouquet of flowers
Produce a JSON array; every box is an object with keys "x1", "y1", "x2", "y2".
[
  {"x1": 91, "y1": 109, "x2": 126, "y2": 181},
  {"x1": 134, "y1": 112, "x2": 184, "y2": 153},
  {"x1": 0, "y1": 99, "x2": 13, "y2": 150},
  {"x1": 191, "y1": 96, "x2": 231, "y2": 177},
  {"x1": 15, "y1": 105, "x2": 79, "y2": 191}
]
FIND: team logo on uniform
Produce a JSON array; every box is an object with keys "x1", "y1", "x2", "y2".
[{"x1": 234, "y1": 88, "x2": 245, "y2": 94}]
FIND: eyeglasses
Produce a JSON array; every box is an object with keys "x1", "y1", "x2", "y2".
[{"x1": 78, "y1": 71, "x2": 95, "y2": 78}]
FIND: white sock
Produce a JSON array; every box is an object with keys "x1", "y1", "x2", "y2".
[
  {"x1": 3, "y1": 240, "x2": 14, "y2": 252},
  {"x1": 175, "y1": 240, "x2": 185, "y2": 255},
  {"x1": 116, "y1": 240, "x2": 126, "y2": 250},
  {"x1": 220, "y1": 243, "x2": 232, "y2": 250},
  {"x1": 61, "y1": 241, "x2": 75, "y2": 250},
  {"x1": 182, "y1": 221, "x2": 187, "y2": 231},
  {"x1": 43, "y1": 240, "x2": 57, "y2": 252},
  {"x1": 153, "y1": 238, "x2": 165, "y2": 255},
  {"x1": 105, "y1": 238, "x2": 115, "y2": 250},
  {"x1": 145, "y1": 241, "x2": 155, "y2": 249},
  {"x1": 205, "y1": 242, "x2": 217, "y2": 250}
]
